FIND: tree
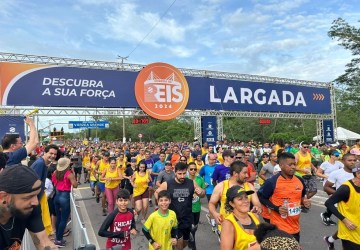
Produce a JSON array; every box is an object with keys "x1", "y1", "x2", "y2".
[{"x1": 329, "y1": 18, "x2": 360, "y2": 87}]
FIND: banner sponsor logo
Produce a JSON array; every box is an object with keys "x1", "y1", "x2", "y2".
[
  {"x1": 323, "y1": 120, "x2": 334, "y2": 143},
  {"x1": 0, "y1": 116, "x2": 25, "y2": 142},
  {"x1": 202, "y1": 116, "x2": 217, "y2": 146},
  {"x1": 134, "y1": 63, "x2": 189, "y2": 120}
]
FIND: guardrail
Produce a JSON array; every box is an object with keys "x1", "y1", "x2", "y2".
[{"x1": 20, "y1": 188, "x2": 93, "y2": 250}]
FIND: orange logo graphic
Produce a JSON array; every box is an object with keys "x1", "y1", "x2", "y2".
[{"x1": 135, "y1": 62, "x2": 189, "y2": 120}]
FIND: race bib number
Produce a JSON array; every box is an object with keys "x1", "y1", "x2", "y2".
[{"x1": 287, "y1": 202, "x2": 301, "y2": 216}]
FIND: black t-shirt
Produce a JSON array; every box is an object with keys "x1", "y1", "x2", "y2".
[
  {"x1": 167, "y1": 178, "x2": 194, "y2": 228},
  {"x1": 121, "y1": 167, "x2": 134, "y2": 191},
  {"x1": 0, "y1": 206, "x2": 44, "y2": 250}
]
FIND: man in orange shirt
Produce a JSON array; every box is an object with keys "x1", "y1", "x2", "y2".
[{"x1": 258, "y1": 152, "x2": 311, "y2": 242}]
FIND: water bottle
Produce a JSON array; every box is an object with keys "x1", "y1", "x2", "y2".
[{"x1": 281, "y1": 199, "x2": 288, "y2": 219}]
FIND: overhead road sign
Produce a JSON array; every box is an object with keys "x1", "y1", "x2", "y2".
[{"x1": 68, "y1": 121, "x2": 109, "y2": 129}]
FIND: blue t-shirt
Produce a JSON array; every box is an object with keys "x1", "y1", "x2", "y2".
[
  {"x1": 144, "y1": 158, "x2": 154, "y2": 171},
  {"x1": 211, "y1": 164, "x2": 230, "y2": 184},
  {"x1": 199, "y1": 164, "x2": 216, "y2": 194},
  {"x1": 31, "y1": 157, "x2": 47, "y2": 198},
  {"x1": 150, "y1": 154, "x2": 160, "y2": 163},
  {"x1": 5, "y1": 147, "x2": 27, "y2": 166},
  {"x1": 152, "y1": 160, "x2": 165, "y2": 182}
]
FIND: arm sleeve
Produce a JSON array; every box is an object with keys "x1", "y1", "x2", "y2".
[
  {"x1": 98, "y1": 211, "x2": 125, "y2": 238},
  {"x1": 171, "y1": 227, "x2": 178, "y2": 238},
  {"x1": 130, "y1": 209, "x2": 136, "y2": 230},
  {"x1": 142, "y1": 227, "x2": 155, "y2": 244},
  {"x1": 26, "y1": 206, "x2": 45, "y2": 233},
  {"x1": 324, "y1": 185, "x2": 350, "y2": 221},
  {"x1": 257, "y1": 178, "x2": 279, "y2": 212}
]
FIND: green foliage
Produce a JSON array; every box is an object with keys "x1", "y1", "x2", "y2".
[{"x1": 328, "y1": 18, "x2": 360, "y2": 87}]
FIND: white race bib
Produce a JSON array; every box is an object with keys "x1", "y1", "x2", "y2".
[{"x1": 287, "y1": 202, "x2": 301, "y2": 216}]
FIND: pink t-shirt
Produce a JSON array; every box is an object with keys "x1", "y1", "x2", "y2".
[{"x1": 52, "y1": 170, "x2": 72, "y2": 191}]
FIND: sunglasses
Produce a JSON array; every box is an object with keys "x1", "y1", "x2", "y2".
[
  {"x1": 229, "y1": 155, "x2": 235, "y2": 158},
  {"x1": 333, "y1": 154, "x2": 340, "y2": 157},
  {"x1": 303, "y1": 146, "x2": 309, "y2": 149},
  {"x1": 235, "y1": 156, "x2": 242, "y2": 159},
  {"x1": 189, "y1": 168, "x2": 197, "y2": 171}
]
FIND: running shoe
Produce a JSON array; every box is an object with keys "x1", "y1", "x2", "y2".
[
  {"x1": 328, "y1": 218, "x2": 337, "y2": 226},
  {"x1": 102, "y1": 208, "x2": 107, "y2": 216},
  {"x1": 321, "y1": 213, "x2": 331, "y2": 226},
  {"x1": 215, "y1": 229, "x2": 221, "y2": 242},
  {"x1": 323, "y1": 236, "x2": 335, "y2": 250},
  {"x1": 205, "y1": 213, "x2": 212, "y2": 225},
  {"x1": 54, "y1": 239, "x2": 66, "y2": 248},
  {"x1": 149, "y1": 199, "x2": 153, "y2": 207}
]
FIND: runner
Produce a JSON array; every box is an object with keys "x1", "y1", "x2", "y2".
[
  {"x1": 187, "y1": 162, "x2": 206, "y2": 250},
  {"x1": 316, "y1": 150, "x2": 344, "y2": 226},
  {"x1": 142, "y1": 190, "x2": 177, "y2": 250},
  {"x1": 220, "y1": 186, "x2": 260, "y2": 250},
  {"x1": 131, "y1": 160, "x2": 152, "y2": 223},
  {"x1": 209, "y1": 160, "x2": 261, "y2": 238},
  {"x1": 212, "y1": 150, "x2": 235, "y2": 185},
  {"x1": 100, "y1": 157, "x2": 122, "y2": 214},
  {"x1": 294, "y1": 141, "x2": 317, "y2": 212},
  {"x1": 155, "y1": 162, "x2": 205, "y2": 250},
  {"x1": 199, "y1": 153, "x2": 217, "y2": 231},
  {"x1": 156, "y1": 161, "x2": 175, "y2": 187},
  {"x1": 324, "y1": 163, "x2": 360, "y2": 249},
  {"x1": 258, "y1": 152, "x2": 311, "y2": 242},
  {"x1": 96, "y1": 151, "x2": 110, "y2": 216},
  {"x1": 323, "y1": 153, "x2": 357, "y2": 249},
  {"x1": 98, "y1": 189, "x2": 137, "y2": 250}
]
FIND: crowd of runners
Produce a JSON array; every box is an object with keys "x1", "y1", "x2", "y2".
[{"x1": 1, "y1": 117, "x2": 360, "y2": 249}]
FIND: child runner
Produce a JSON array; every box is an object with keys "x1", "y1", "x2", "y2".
[
  {"x1": 142, "y1": 190, "x2": 178, "y2": 250},
  {"x1": 98, "y1": 189, "x2": 137, "y2": 250}
]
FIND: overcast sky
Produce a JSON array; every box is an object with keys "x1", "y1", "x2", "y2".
[{"x1": 1, "y1": 0, "x2": 359, "y2": 131}]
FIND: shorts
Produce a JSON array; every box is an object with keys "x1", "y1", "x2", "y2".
[
  {"x1": 90, "y1": 180, "x2": 97, "y2": 189},
  {"x1": 177, "y1": 226, "x2": 191, "y2": 241},
  {"x1": 133, "y1": 188, "x2": 149, "y2": 202},
  {"x1": 73, "y1": 167, "x2": 82, "y2": 175},
  {"x1": 98, "y1": 182, "x2": 105, "y2": 193},
  {"x1": 302, "y1": 175, "x2": 317, "y2": 193},
  {"x1": 83, "y1": 167, "x2": 89, "y2": 173}
]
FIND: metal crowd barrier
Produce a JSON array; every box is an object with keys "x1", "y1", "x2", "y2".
[
  {"x1": 71, "y1": 188, "x2": 91, "y2": 249},
  {"x1": 21, "y1": 189, "x2": 92, "y2": 250}
]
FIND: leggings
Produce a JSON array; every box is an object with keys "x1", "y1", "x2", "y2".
[{"x1": 105, "y1": 186, "x2": 119, "y2": 213}]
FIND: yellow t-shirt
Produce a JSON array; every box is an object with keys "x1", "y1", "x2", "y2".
[
  {"x1": 225, "y1": 212, "x2": 259, "y2": 250},
  {"x1": 82, "y1": 155, "x2": 91, "y2": 168},
  {"x1": 117, "y1": 158, "x2": 127, "y2": 175},
  {"x1": 98, "y1": 160, "x2": 110, "y2": 183},
  {"x1": 104, "y1": 168, "x2": 121, "y2": 189},
  {"x1": 195, "y1": 160, "x2": 204, "y2": 171},
  {"x1": 133, "y1": 171, "x2": 150, "y2": 197},
  {"x1": 338, "y1": 181, "x2": 360, "y2": 244},
  {"x1": 143, "y1": 210, "x2": 178, "y2": 250},
  {"x1": 90, "y1": 162, "x2": 97, "y2": 181},
  {"x1": 295, "y1": 152, "x2": 312, "y2": 177}
]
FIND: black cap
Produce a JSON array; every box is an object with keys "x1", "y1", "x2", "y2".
[
  {"x1": 226, "y1": 185, "x2": 254, "y2": 201},
  {"x1": 0, "y1": 165, "x2": 40, "y2": 194}
]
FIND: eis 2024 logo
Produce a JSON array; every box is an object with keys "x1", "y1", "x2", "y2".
[{"x1": 135, "y1": 63, "x2": 189, "y2": 120}]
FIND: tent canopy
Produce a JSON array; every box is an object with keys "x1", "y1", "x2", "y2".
[{"x1": 313, "y1": 127, "x2": 360, "y2": 142}]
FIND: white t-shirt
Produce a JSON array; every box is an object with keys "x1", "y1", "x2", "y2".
[
  {"x1": 327, "y1": 168, "x2": 353, "y2": 189},
  {"x1": 45, "y1": 178, "x2": 54, "y2": 197},
  {"x1": 320, "y1": 160, "x2": 344, "y2": 186}
]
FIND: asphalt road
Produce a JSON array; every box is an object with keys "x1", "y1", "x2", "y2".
[{"x1": 70, "y1": 181, "x2": 343, "y2": 250}]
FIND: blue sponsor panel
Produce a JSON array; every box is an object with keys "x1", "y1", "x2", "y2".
[
  {"x1": 5, "y1": 66, "x2": 138, "y2": 108},
  {"x1": 186, "y1": 77, "x2": 331, "y2": 114},
  {"x1": 202, "y1": 116, "x2": 217, "y2": 146},
  {"x1": 323, "y1": 120, "x2": 334, "y2": 143},
  {"x1": 0, "y1": 116, "x2": 25, "y2": 142},
  {"x1": 3, "y1": 63, "x2": 331, "y2": 114},
  {"x1": 68, "y1": 121, "x2": 109, "y2": 129}
]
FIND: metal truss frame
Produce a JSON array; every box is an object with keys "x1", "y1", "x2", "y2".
[
  {"x1": 0, "y1": 52, "x2": 329, "y2": 88},
  {"x1": 217, "y1": 116, "x2": 224, "y2": 141},
  {"x1": 0, "y1": 106, "x2": 333, "y2": 120},
  {"x1": 0, "y1": 52, "x2": 335, "y2": 143}
]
